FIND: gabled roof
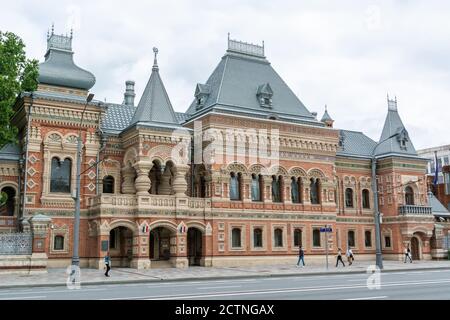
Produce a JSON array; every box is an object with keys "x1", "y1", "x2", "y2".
[
  {"x1": 185, "y1": 42, "x2": 320, "y2": 125},
  {"x1": 0, "y1": 143, "x2": 21, "y2": 161},
  {"x1": 321, "y1": 107, "x2": 333, "y2": 122},
  {"x1": 375, "y1": 99, "x2": 418, "y2": 158},
  {"x1": 130, "y1": 49, "x2": 180, "y2": 128},
  {"x1": 337, "y1": 130, "x2": 377, "y2": 158}
]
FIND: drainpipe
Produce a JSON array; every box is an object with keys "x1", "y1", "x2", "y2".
[{"x1": 21, "y1": 93, "x2": 33, "y2": 228}]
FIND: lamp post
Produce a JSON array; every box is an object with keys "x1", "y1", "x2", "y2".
[
  {"x1": 71, "y1": 93, "x2": 94, "y2": 267},
  {"x1": 371, "y1": 133, "x2": 399, "y2": 270}
]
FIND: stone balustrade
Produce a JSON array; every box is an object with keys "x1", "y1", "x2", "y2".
[{"x1": 398, "y1": 205, "x2": 432, "y2": 216}]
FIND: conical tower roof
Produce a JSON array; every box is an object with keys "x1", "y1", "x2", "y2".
[{"x1": 130, "y1": 48, "x2": 179, "y2": 128}]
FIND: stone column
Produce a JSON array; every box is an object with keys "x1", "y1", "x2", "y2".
[
  {"x1": 158, "y1": 166, "x2": 172, "y2": 195},
  {"x1": 263, "y1": 179, "x2": 272, "y2": 204},
  {"x1": 173, "y1": 165, "x2": 189, "y2": 196},
  {"x1": 171, "y1": 231, "x2": 188, "y2": 268},
  {"x1": 302, "y1": 177, "x2": 311, "y2": 205},
  {"x1": 202, "y1": 223, "x2": 213, "y2": 267},
  {"x1": 121, "y1": 166, "x2": 136, "y2": 194},
  {"x1": 133, "y1": 161, "x2": 153, "y2": 196}
]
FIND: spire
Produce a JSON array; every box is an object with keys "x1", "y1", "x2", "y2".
[
  {"x1": 321, "y1": 105, "x2": 334, "y2": 127},
  {"x1": 375, "y1": 96, "x2": 417, "y2": 157},
  {"x1": 130, "y1": 49, "x2": 179, "y2": 127},
  {"x1": 152, "y1": 47, "x2": 159, "y2": 72}
]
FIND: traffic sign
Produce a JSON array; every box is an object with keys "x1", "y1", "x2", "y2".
[{"x1": 320, "y1": 227, "x2": 332, "y2": 232}]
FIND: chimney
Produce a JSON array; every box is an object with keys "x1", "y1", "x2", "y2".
[{"x1": 124, "y1": 80, "x2": 135, "y2": 106}]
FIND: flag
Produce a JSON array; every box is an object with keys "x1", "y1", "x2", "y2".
[{"x1": 433, "y1": 151, "x2": 439, "y2": 186}]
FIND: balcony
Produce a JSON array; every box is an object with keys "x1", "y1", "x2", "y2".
[
  {"x1": 88, "y1": 194, "x2": 211, "y2": 213},
  {"x1": 398, "y1": 205, "x2": 432, "y2": 216}
]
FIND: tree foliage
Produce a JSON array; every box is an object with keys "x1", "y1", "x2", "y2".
[{"x1": 0, "y1": 31, "x2": 39, "y2": 147}]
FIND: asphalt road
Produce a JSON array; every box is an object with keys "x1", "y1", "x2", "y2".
[{"x1": 1, "y1": 269, "x2": 450, "y2": 300}]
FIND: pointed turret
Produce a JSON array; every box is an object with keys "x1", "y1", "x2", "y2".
[
  {"x1": 321, "y1": 105, "x2": 334, "y2": 127},
  {"x1": 130, "y1": 48, "x2": 179, "y2": 127},
  {"x1": 375, "y1": 96, "x2": 417, "y2": 157}
]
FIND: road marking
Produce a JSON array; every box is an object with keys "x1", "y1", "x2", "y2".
[
  {"x1": 0, "y1": 296, "x2": 46, "y2": 300},
  {"x1": 197, "y1": 285, "x2": 242, "y2": 290},
  {"x1": 344, "y1": 296, "x2": 387, "y2": 300},
  {"x1": 0, "y1": 288, "x2": 106, "y2": 296},
  {"x1": 102, "y1": 278, "x2": 450, "y2": 300}
]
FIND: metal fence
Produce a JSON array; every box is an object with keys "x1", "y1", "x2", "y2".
[{"x1": 0, "y1": 232, "x2": 32, "y2": 255}]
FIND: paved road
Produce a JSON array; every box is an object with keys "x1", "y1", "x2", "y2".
[{"x1": 1, "y1": 269, "x2": 450, "y2": 300}]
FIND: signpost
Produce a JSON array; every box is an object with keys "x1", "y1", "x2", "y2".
[{"x1": 320, "y1": 226, "x2": 333, "y2": 270}]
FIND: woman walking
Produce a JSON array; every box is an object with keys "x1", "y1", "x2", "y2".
[{"x1": 336, "y1": 248, "x2": 345, "y2": 267}]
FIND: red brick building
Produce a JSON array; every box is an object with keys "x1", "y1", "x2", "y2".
[{"x1": 0, "y1": 29, "x2": 448, "y2": 270}]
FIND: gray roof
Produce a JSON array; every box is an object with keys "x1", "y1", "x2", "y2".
[
  {"x1": 337, "y1": 130, "x2": 377, "y2": 158},
  {"x1": 185, "y1": 49, "x2": 320, "y2": 125},
  {"x1": 428, "y1": 192, "x2": 450, "y2": 217},
  {"x1": 0, "y1": 143, "x2": 21, "y2": 161},
  {"x1": 102, "y1": 103, "x2": 136, "y2": 134},
  {"x1": 321, "y1": 108, "x2": 333, "y2": 122},
  {"x1": 175, "y1": 112, "x2": 189, "y2": 123},
  {"x1": 38, "y1": 33, "x2": 95, "y2": 90},
  {"x1": 375, "y1": 100, "x2": 418, "y2": 158},
  {"x1": 130, "y1": 57, "x2": 180, "y2": 128}
]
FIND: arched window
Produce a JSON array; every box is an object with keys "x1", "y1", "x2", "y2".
[
  {"x1": 0, "y1": 187, "x2": 16, "y2": 216},
  {"x1": 50, "y1": 157, "x2": 72, "y2": 193},
  {"x1": 274, "y1": 228, "x2": 283, "y2": 247},
  {"x1": 405, "y1": 186, "x2": 414, "y2": 205},
  {"x1": 251, "y1": 174, "x2": 261, "y2": 201},
  {"x1": 149, "y1": 161, "x2": 162, "y2": 194},
  {"x1": 365, "y1": 230, "x2": 372, "y2": 247},
  {"x1": 230, "y1": 172, "x2": 241, "y2": 200},
  {"x1": 253, "y1": 228, "x2": 263, "y2": 248},
  {"x1": 199, "y1": 176, "x2": 206, "y2": 198},
  {"x1": 313, "y1": 229, "x2": 321, "y2": 247},
  {"x1": 310, "y1": 178, "x2": 320, "y2": 204},
  {"x1": 232, "y1": 228, "x2": 241, "y2": 248},
  {"x1": 345, "y1": 188, "x2": 354, "y2": 208},
  {"x1": 362, "y1": 189, "x2": 370, "y2": 209},
  {"x1": 102, "y1": 176, "x2": 115, "y2": 194},
  {"x1": 54, "y1": 235, "x2": 64, "y2": 250},
  {"x1": 291, "y1": 177, "x2": 302, "y2": 203},
  {"x1": 294, "y1": 229, "x2": 302, "y2": 247},
  {"x1": 348, "y1": 230, "x2": 355, "y2": 247},
  {"x1": 272, "y1": 176, "x2": 282, "y2": 203}
]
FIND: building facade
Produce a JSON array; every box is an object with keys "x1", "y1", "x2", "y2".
[
  {"x1": 417, "y1": 144, "x2": 450, "y2": 184},
  {"x1": 1, "y1": 29, "x2": 449, "y2": 271}
]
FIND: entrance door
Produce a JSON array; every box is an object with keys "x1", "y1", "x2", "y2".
[
  {"x1": 411, "y1": 237, "x2": 420, "y2": 260},
  {"x1": 187, "y1": 228, "x2": 202, "y2": 266},
  {"x1": 149, "y1": 227, "x2": 171, "y2": 260}
]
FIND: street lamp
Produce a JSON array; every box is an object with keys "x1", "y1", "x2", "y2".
[
  {"x1": 371, "y1": 132, "x2": 400, "y2": 270},
  {"x1": 71, "y1": 93, "x2": 94, "y2": 267}
]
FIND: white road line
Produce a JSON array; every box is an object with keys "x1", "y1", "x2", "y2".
[
  {"x1": 197, "y1": 285, "x2": 242, "y2": 290},
  {"x1": 102, "y1": 277, "x2": 450, "y2": 300},
  {"x1": 0, "y1": 288, "x2": 106, "y2": 296},
  {"x1": 344, "y1": 296, "x2": 387, "y2": 300},
  {"x1": 0, "y1": 296, "x2": 46, "y2": 300}
]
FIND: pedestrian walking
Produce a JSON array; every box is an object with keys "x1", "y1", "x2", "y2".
[
  {"x1": 346, "y1": 248, "x2": 354, "y2": 266},
  {"x1": 336, "y1": 248, "x2": 345, "y2": 267},
  {"x1": 297, "y1": 245, "x2": 305, "y2": 267},
  {"x1": 404, "y1": 246, "x2": 412, "y2": 263},
  {"x1": 104, "y1": 251, "x2": 111, "y2": 277}
]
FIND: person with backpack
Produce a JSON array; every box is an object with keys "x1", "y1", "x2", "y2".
[
  {"x1": 297, "y1": 245, "x2": 305, "y2": 267},
  {"x1": 346, "y1": 247, "x2": 354, "y2": 266},
  {"x1": 336, "y1": 248, "x2": 345, "y2": 267},
  {"x1": 404, "y1": 245, "x2": 412, "y2": 263},
  {"x1": 104, "y1": 251, "x2": 111, "y2": 277}
]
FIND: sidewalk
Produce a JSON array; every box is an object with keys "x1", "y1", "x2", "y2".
[{"x1": 1, "y1": 260, "x2": 450, "y2": 289}]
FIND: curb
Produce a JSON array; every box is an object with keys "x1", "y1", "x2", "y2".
[{"x1": 1, "y1": 265, "x2": 450, "y2": 290}]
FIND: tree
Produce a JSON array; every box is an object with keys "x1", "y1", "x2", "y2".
[{"x1": 0, "y1": 31, "x2": 39, "y2": 147}]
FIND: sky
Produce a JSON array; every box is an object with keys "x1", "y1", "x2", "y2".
[{"x1": 1, "y1": 0, "x2": 449, "y2": 150}]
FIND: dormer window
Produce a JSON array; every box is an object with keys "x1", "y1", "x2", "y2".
[
  {"x1": 195, "y1": 83, "x2": 211, "y2": 110},
  {"x1": 396, "y1": 128, "x2": 409, "y2": 150},
  {"x1": 257, "y1": 83, "x2": 273, "y2": 108}
]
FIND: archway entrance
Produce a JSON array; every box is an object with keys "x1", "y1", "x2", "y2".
[
  {"x1": 411, "y1": 237, "x2": 420, "y2": 260},
  {"x1": 149, "y1": 227, "x2": 172, "y2": 260},
  {"x1": 109, "y1": 226, "x2": 133, "y2": 267},
  {"x1": 187, "y1": 228, "x2": 203, "y2": 266},
  {"x1": 0, "y1": 187, "x2": 16, "y2": 216}
]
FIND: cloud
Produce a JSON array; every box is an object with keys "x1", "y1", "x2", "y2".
[{"x1": 1, "y1": 0, "x2": 449, "y2": 149}]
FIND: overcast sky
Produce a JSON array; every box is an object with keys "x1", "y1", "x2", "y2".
[{"x1": 1, "y1": 0, "x2": 449, "y2": 150}]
